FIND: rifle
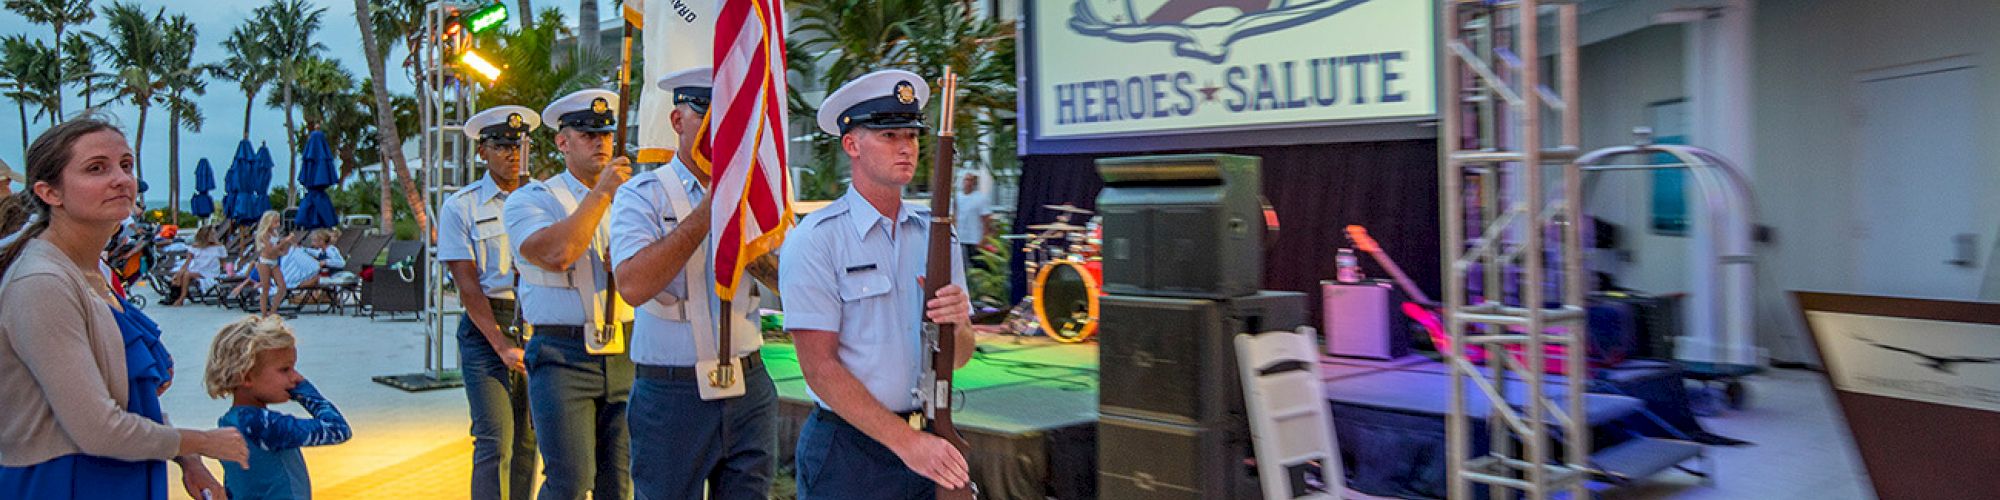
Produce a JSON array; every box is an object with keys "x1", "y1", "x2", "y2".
[{"x1": 920, "y1": 68, "x2": 976, "y2": 500}]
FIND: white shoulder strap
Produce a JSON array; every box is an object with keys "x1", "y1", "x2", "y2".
[
  {"x1": 640, "y1": 169, "x2": 692, "y2": 321},
  {"x1": 637, "y1": 168, "x2": 762, "y2": 364},
  {"x1": 517, "y1": 174, "x2": 629, "y2": 346}
]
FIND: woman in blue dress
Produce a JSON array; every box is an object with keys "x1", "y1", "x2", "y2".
[{"x1": 0, "y1": 116, "x2": 249, "y2": 499}]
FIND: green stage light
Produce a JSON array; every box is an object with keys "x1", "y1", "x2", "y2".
[{"x1": 466, "y1": 2, "x2": 508, "y2": 34}]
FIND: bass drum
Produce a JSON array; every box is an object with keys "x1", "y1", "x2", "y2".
[{"x1": 1032, "y1": 260, "x2": 1103, "y2": 343}]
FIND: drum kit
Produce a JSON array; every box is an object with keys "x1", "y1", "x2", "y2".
[{"x1": 1003, "y1": 204, "x2": 1105, "y2": 343}]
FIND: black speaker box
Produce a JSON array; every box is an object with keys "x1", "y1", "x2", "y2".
[
  {"x1": 1098, "y1": 413, "x2": 1262, "y2": 500},
  {"x1": 1099, "y1": 291, "x2": 1307, "y2": 426},
  {"x1": 1096, "y1": 154, "x2": 1264, "y2": 299}
]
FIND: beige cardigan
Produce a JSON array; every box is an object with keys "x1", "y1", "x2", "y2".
[{"x1": 0, "y1": 238, "x2": 181, "y2": 466}]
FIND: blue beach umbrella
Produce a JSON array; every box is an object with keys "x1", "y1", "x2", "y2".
[
  {"x1": 294, "y1": 131, "x2": 339, "y2": 229},
  {"x1": 225, "y1": 140, "x2": 256, "y2": 221},
  {"x1": 234, "y1": 144, "x2": 274, "y2": 221},
  {"x1": 190, "y1": 158, "x2": 215, "y2": 218}
]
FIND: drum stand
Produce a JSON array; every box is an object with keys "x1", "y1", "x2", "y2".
[{"x1": 1004, "y1": 206, "x2": 1102, "y2": 342}]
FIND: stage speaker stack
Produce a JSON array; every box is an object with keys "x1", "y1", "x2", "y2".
[
  {"x1": 1094, "y1": 154, "x2": 1305, "y2": 500},
  {"x1": 1096, "y1": 154, "x2": 1265, "y2": 299}
]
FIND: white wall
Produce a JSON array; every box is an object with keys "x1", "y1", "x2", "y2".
[
  {"x1": 1576, "y1": 0, "x2": 2000, "y2": 363},
  {"x1": 1751, "y1": 0, "x2": 2000, "y2": 361},
  {"x1": 1577, "y1": 25, "x2": 1692, "y2": 297}
]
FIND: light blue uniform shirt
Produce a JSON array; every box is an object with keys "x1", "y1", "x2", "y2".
[
  {"x1": 436, "y1": 175, "x2": 516, "y2": 298},
  {"x1": 609, "y1": 159, "x2": 724, "y2": 367},
  {"x1": 503, "y1": 171, "x2": 613, "y2": 327},
  {"x1": 779, "y1": 188, "x2": 964, "y2": 412}
]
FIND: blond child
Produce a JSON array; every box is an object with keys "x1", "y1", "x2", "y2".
[{"x1": 204, "y1": 316, "x2": 350, "y2": 500}]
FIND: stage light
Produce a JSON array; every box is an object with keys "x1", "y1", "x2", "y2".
[
  {"x1": 459, "y1": 50, "x2": 502, "y2": 82},
  {"x1": 466, "y1": 2, "x2": 508, "y2": 34}
]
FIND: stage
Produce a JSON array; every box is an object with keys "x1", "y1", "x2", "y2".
[
  {"x1": 762, "y1": 335, "x2": 1104, "y2": 500},
  {"x1": 756, "y1": 333, "x2": 1715, "y2": 500}
]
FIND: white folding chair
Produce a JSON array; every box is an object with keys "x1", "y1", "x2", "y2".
[{"x1": 1237, "y1": 327, "x2": 1343, "y2": 499}]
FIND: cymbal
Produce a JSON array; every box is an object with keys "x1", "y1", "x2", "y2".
[
  {"x1": 1027, "y1": 222, "x2": 1087, "y2": 232},
  {"x1": 1044, "y1": 204, "x2": 1094, "y2": 215}
]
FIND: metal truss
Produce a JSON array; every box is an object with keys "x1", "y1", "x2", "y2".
[{"x1": 1439, "y1": 1, "x2": 1589, "y2": 498}]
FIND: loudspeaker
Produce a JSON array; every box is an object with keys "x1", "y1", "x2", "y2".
[
  {"x1": 1096, "y1": 154, "x2": 1264, "y2": 299},
  {"x1": 1098, "y1": 413, "x2": 1262, "y2": 500},
  {"x1": 1099, "y1": 291, "x2": 1307, "y2": 425}
]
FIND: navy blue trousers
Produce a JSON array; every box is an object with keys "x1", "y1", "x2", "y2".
[
  {"x1": 458, "y1": 308, "x2": 536, "y2": 500},
  {"x1": 525, "y1": 331, "x2": 634, "y2": 500},
  {"x1": 627, "y1": 361, "x2": 778, "y2": 500},
  {"x1": 794, "y1": 408, "x2": 934, "y2": 500}
]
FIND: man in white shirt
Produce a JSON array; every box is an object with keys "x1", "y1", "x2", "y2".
[{"x1": 951, "y1": 173, "x2": 991, "y2": 274}]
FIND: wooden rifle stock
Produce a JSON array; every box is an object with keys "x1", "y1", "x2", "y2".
[{"x1": 922, "y1": 69, "x2": 975, "y2": 500}]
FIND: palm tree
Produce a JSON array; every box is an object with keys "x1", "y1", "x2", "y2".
[
  {"x1": 216, "y1": 24, "x2": 277, "y2": 138},
  {"x1": 0, "y1": 36, "x2": 62, "y2": 122},
  {"x1": 94, "y1": 1, "x2": 166, "y2": 183},
  {"x1": 289, "y1": 55, "x2": 352, "y2": 129},
  {"x1": 0, "y1": 61, "x2": 21, "y2": 149},
  {"x1": 254, "y1": 0, "x2": 328, "y2": 210},
  {"x1": 353, "y1": 0, "x2": 428, "y2": 235},
  {"x1": 364, "y1": 0, "x2": 425, "y2": 88},
  {"x1": 157, "y1": 13, "x2": 210, "y2": 221},
  {"x1": 1, "y1": 35, "x2": 63, "y2": 150},
  {"x1": 319, "y1": 81, "x2": 374, "y2": 180},
  {"x1": 788, "y1": 0, "x2": 1016, "y2": 194},
  {"x1": 517, "y1": 0, "x2": 534, "y2": 29},
  {"x1": 5, "y1": 0, "x2": 96, "y2": 116},
  {"x1": 59, "y1": 32, "x2": 111, "y2": 110}
]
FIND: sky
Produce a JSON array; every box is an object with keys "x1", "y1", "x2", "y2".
[{"x1": 0, "y1": 0, "x2": 590, "y2": 206}]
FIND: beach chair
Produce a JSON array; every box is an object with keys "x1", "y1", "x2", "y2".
[
  {"x1": 363, "y1": 239, "x2": 426, "y2": 320},
  {"x1": 336, "y1": 234, "x2": 391, "y2": 315}
]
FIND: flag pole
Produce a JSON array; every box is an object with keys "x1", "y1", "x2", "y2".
[{"x1": 604, "y1": 18, "x2": 637, "y2": 347}]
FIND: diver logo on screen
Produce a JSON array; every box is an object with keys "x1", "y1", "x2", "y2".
[
  {"x1": 1852, "y1": 334, "x2": 2000, "y2": 375},
  {"x1": 1068, "y1": 0, "x2": 1370, "y2": 63}
]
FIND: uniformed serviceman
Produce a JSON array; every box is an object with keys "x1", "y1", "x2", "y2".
[
  {"x1": 440, "y1": 105, "x2": 539, "y2": 500},
  {"x1": 610, "y1": 66, "x2": 782, "y2": 500},
  {"x1": 778, "y1": 69, "x2": 977, "y2": 500},
  {"x1": 504, "y1": 88, "x2": 636, "y2": 500}
]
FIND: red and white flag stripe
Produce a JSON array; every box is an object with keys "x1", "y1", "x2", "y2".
[{"x1": 709, "y1": 0, "x2": 795, "y2": 298}]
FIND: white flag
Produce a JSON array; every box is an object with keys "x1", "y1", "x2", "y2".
[{"x1": 637, "y1": 0, "x2": 719, "y2": 163}]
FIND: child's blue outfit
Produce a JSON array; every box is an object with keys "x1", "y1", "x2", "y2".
[{"x1": 218, "y1": 380, "x2": 351, "y2": 500}]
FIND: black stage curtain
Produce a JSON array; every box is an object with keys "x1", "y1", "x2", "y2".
[{"x1": 1010, "y1": 139, "x2": 1441, "y2": 321}]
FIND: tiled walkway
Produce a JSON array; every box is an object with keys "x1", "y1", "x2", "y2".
[{"x1": 153, "y1": 303, "x2": 477, "y2": 499}]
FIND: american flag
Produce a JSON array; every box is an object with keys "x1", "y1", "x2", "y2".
[{"x1": 709, "y1": 0, "x2": 795, "y2": 298}]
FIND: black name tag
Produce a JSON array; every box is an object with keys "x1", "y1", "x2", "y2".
[{"x1": 844, "y1": 263, "x2": 877, "y2": 273}]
